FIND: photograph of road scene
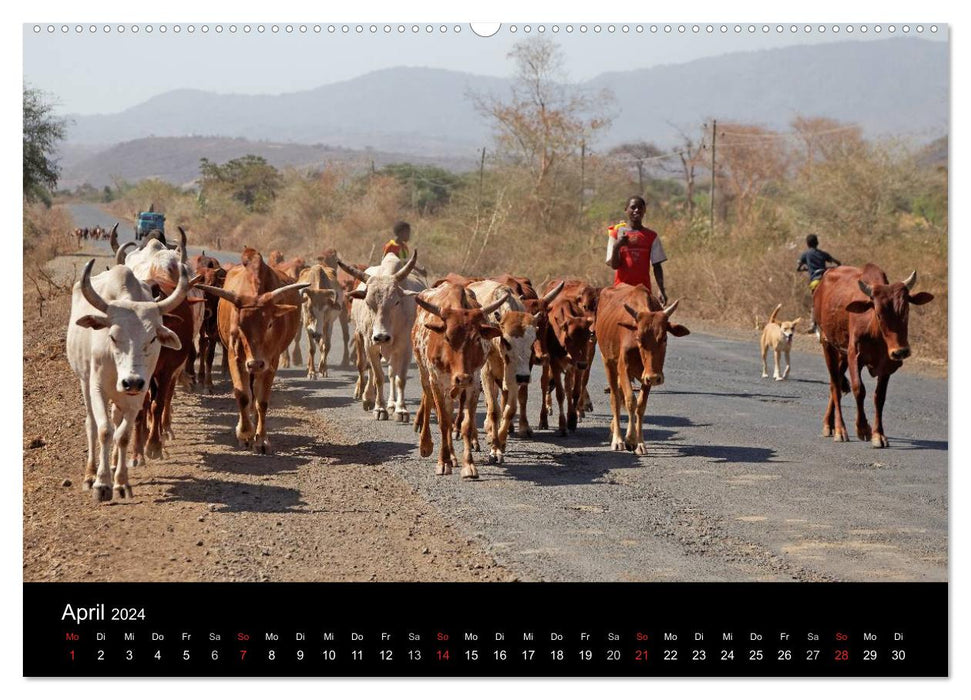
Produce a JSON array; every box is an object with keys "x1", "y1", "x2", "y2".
[{"x1": 23, "y1": 24, "x2": 947, "y2": 583}]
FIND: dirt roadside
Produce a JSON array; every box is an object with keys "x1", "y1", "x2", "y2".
[{"x1": 23, "y1": 247, "x2": 514, "y2": 582}]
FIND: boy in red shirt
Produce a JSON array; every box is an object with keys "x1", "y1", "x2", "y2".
[
  {"x1": 382, "y1": 220, "x2": 426, "y2": 275},
  {"x1": 605, "y1": 196, "x2": 669, "y2": 304}
]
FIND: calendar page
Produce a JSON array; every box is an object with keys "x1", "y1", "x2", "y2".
[{"x1": 22, "y1": 18, "x2": 948, "y2": 678}]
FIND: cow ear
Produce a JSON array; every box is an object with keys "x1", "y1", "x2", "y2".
[
  {"x1": 157, "y1": 325, "x2": 182, "y2": 350},
  {"x1": 76, "y1": 314, "x2": 111, "y2": 330},
  {"x1": 668, "y1": 324, "x2": 691, "y2": 337},
  {"x1": 424, "y1": 321, "x2": 446, "y2": 334},
  {"x1": 349, "y1": 289, "x2": 367, "y2": 300},
  {"x1": 907, "y1": 292, "x2": 934, "y2": 306},
  {"x1": 618, "y1": 321, "x2": 638, "y2": 332},
  {"x1": 162, "y1": 313, "x2": 184, "y2": 326},
  {"x1": 846, "y1": 300, "x2": 873, "y2": 314},
  {"x1": 273, "y1": 304, "x2": 298, "y2": 317},
  {"x1": 479, "y1": 325, "x2": 503, "y2": 340}
]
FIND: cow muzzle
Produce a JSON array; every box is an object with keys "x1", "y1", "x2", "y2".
[
  {"x1": 890, "y1": 347, "x2": 911, "y2": 361},
  {"x1": 642, "y1": 373, "x2": 664, "y2": 386},
  {"x1": 452, "y1": 373, "x2": 472, "y2": 388},
  {"x1": 119, "y1": 376, "x2": 146, "y2": 394},
  {"x1": 372, "y1": 333, "x2": 391, "y2": 344},
  {"x1": 246, "y1": 359, "x2": 267, "y2": 373}
]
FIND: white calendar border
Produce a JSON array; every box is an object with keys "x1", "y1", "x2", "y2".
[{"x1": 6, "y1": 0, "x2": 963, "y2": 697}]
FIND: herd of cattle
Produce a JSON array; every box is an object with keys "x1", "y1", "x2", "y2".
[
  {"x1": 63, "y1": 224, "x2": 934, "y2": 502},
  {"x1": 73, "y1": 226, "x2": 109, "y2": 246}
]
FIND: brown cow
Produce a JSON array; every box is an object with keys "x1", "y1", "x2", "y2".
[
  {"x1": 515, "y1": 282, "x2": 565, "y2": 437},
  {"x1": 270, "y1": 250, "x2": 308, "y2": 281},
  {"x1": 597, "y1": 284, "x2": 689, "y2": 454},
  {"x1": 490, "y1": 273, "x2": 538, "y2": 300},
  {"x1": 197, "y1": 248, "x2": 308, "y2": 453},
  {"x1": 545, "y1": 279, "x2": 601, "y2": 418},
  {"x1": 411, "y1": 282, "x2": 506, "y2": 478},
  {"x1": 814, "y1": 265, "x2": 934, "y2": 447},
  {"x1": 539, "y1": 282, "x2": 595, "y2": 436},
  {"x1": 190, "y1": 252, "x2": 228, "y2": 394}
]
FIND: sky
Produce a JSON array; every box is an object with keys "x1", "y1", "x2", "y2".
[{"x1": 23, "y1": 23, "x2": 948, "y2": 116}]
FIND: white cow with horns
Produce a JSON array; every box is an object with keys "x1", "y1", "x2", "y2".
[{"x1": 66, "y1": 259, "x2": 189, "y2": 502}]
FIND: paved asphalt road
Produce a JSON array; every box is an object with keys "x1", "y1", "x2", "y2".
[{"x1": 65, "y1": 203, "x2": 948, "y2": 582}]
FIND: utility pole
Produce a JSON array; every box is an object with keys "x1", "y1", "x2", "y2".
[
  {"x1": 478, "y1": 147, "x2": 486, "y2": 202},
  {"x1": 637, "y1": 159, "x2": 644, "y2": 196},
  {"x1": 579, "y1": 139, "x2": 586, "y2": 219},
  {"x1": 709, "y1": 119, "x2": 717, "y2": 236}
]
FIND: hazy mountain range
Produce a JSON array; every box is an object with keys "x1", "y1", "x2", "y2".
[{"x1": 57, "y1": 37, "x2": 948, "y2": 188}]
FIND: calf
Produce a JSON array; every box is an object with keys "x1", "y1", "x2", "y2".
[
  {"x1": 191, "y1": 252, "x2": 227, "y2": 393},
  {"x1": 291, "y1": 264, "x2": 343, "y2": 379},
  {"x1": 66, "y1": 260, "x2": 188, "y2": 501},
  {"x1": 539, "y1": 285, "x2": 595, "y2": 436},
  {"x1": 514, "y1": 281, "x2": 565, "y2": 437},
  {"x1": 467, "y1": 280, "x2": 536, "y2": 463},
  {"x1": 197, "y1": 248, "x2": 307, "y2": 453},
  {"x1": 597, "y1": 284, "x2": 689, "y2": 454},
  {"x1": 814, "y1": 265, "x2": 934, "y2": 447}
]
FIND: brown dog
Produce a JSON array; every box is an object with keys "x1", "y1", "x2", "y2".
[{"x1": 760, "y1": 304, "x2": 801, "y2": 380}]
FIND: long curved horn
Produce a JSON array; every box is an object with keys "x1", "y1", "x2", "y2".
[
  {"x1": 481, "y1": 291, "x2": 510, "y2": 316},
  {"x1": 115, "y1": 241, "x2": 136, "y2": 265},
  {"x1": 541, "y1": 281, "x2": 566, "y2": 305},
  {"x1": 267, "y1": 282, "x2": 311, "y2": 302},
  {"x1": 80, "y1": 259, "x2": 109, "y2": 313},
  {"x1": 858, "y1": 280, "x2": 874, "y2": 298},
  {"x1": 337, "y1": 258, "x2": 370, "y2": 284},
  {"x1": 662, "y1": 299, "x2": 680, "y2": 317},
  {"x1": 393, "y1": 249, "x2": 418, "y2": 283},
  {"x1": 177, "y1": 226, "x2": 188, "y2": 265},
  {"x1": 108, "y1": 223, "x2": 119, "y2": 253},
  {"x1": 195, "y1": 284, "x2": 241, "y2": 307},
  {"x1": 156, "y1": 263, "x2": 190, "y2": 314},
  {"x1": 414, "y1": 296, "x2": 443, "y2": 318},
  {"x1": 902, "y1": 270, "x2": 917, "y2": 290},
  {"x1": 623, "y1": 303, "x2": 639, "y2": 321}
]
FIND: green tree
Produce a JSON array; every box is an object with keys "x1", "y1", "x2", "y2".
[
  {"x1": 23, "y1": 85, "x2": 67, "y2": 203},
  {"x1": 378, "y1": 163, "x2": 462, "y2": 213},
  {"x1": 199, "y1": 154, "x2": 282, "y2": 213}
]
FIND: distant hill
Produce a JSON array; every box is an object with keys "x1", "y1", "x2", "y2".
[
  {"x1": 58, "y1": 38, "x2": 947, "y2": 186},
  {"x1": 58, "y1": 136, "x2": 479, "y2": 189}
]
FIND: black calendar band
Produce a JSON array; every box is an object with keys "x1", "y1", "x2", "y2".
[{"x1": 24, "y1": 582, "x2": 947, "y2": 677}]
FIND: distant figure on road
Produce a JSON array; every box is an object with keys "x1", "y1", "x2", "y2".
[
  {"x1": 797, "y1": 234, "x2": 842, "y2": 335},
  {"x1": 605, "y1": 196, "x2": 669, "y2": 305}
]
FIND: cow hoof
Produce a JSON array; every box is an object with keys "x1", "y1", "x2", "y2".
[
  {"x1": 420, "y1": 443, "x2": 433, "y2": 458},
  {"x1": 857, "y1": 426, "x2": 873, "y2": 442},
  {"x1": 774, "y1": 376, "x2": 783, "y2": 381},
  {"x1": 395, "y1": 411, "x2": 409, "y2": 423},
  {"x1": 146, "y1": 443, "x2": 163, "y2": 460},
  {"x1": 375, "y1": 408, "x2": 389, "y2": 421},
  {"x1": 114, "y1": 484, "x2": 133, "y2": 499},
  {"x1": 436, "y1": 462, "x2": 453, "y2": 476},
  {"x1": 821, "y1": 426, "x2": 833, "y2": 437},
  {"x1": 539, "y1": 418, "x2": 549, "y2": 430},
  {"x1": 833, "y1": 431, "x2": 848, "y2": 443},
  {"x1": 761, "y1": 372, "x2": 768, "y2": 379},
  {"x1": 92, "y1": 485, "x2": 112, "y2": 503},
  {"x1": 517, "y1": 427, "x2": 532, "y2": 438},
  {"x1": 472, "y1": 439, "x2": 480, "y2": 452},
  {"x1": 461, "y1": 467, "x2": 479, "y2": 480},
  {"x1": 238, "y1": 438, "x2": 252, "y2": 449},
  {"x1": 871, "y1": 434, "x2": 888, "y2": 448},
  {"x1": 363, "y1": 400, "x2": 375, "y2": 412},
  {"x1": 567, "y1": 415, "x2": 578, "y2": 431},
  {"x1": 634, "y1": 444, "x2": 647, "y2": 455}
]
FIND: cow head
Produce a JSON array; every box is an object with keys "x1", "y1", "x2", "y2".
[
  {"x1": 301, "y1": 288, "x2": 340, "y2": 342},
  {"x1": 415, "y1": 292, "x2": 506, "y2": 393},
  {"x1": 75, "y1": 259, "x2": 188, "y2": 395},
  {"x1": 522, "y1": 281, "x2": 565, "y2": 362},
  {"x1": 339, "y1": 251, "x2": 418, "y2": 345},
  {"x1": 196, "y1": 281, "x2": 308, "y2": 373},
  {"x1": 848, "y1": 270, "x2": 934, "y2": 361},
  {"x1": 498, "y1": 311, "x2": 538, "y2": 385},
  {"x1": 618, "y1": 299, "x2": 690, "y2": 386},
  {"x1": 550, "y1": 304, "x2": 595, "y2": 370}
]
